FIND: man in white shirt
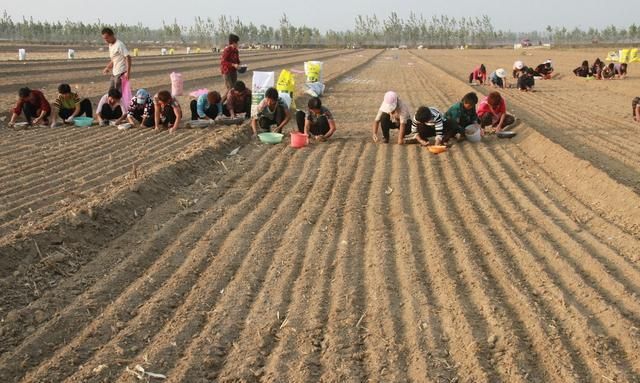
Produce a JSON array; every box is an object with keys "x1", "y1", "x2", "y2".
[{"x1": 101, "y1": 27, "x2": 131, "y2": 92}]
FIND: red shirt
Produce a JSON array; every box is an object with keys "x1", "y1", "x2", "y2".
[
  {"x1": 472, "y1": 66, "x2": 487, "y2": 82},
  {"x1": 220, "y1": 45, "x2": 240, "y2": 75},
  {"x1": 477, "y1": 96, "x2": 506, "y2": 122},
  {"x1": 13, "y1": 89, "x2": 51, "y2": 114}
]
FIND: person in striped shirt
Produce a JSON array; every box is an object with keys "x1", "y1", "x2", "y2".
[
  {"x1": 50, "y1": 83, "x2": 93, "y2": 127},
  {"x1": 411, "y1": 106, "x2": 456, "y2": 146}
]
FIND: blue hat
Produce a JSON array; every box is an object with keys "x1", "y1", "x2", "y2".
[{"x1": 135, "y1": 89, "x2": 149, "y2": 104}]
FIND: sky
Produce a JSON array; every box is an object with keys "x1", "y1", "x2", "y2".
[{"x1": 2, "y1": 0, "x2": 637, "y2": 33}]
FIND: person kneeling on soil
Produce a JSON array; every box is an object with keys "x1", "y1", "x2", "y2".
[
  {"x1": 469, "y1": 64, "x2": 487, "y2": 85},
  {"x1": 372, "y1": 91, "x2": 413, "y2": 144},
  {"x1": 633, "y1": 97, "x2": 640, "y2": 123},
  {"x1": 573, "y1": 60, "x2": 592, "y2": 78},
  {"x1": 534, "y1": 60, "x2": 554, "y2": 79},
  {"x1": 154, "y1": 90, "x2": 183, "y2": 133},
  {"x1": 50, "y1": 83, "x2": 93, "y2": 127},
  {"x1": 477, "y1": 91, "x2": 515, "y2": 133},
  {"x1": 517, "y1": 67, "x2": 535, "y2": 92},
  {"x1": 601, "y1": 63, "x2": 616, "y2": 80},
  {"x1": 296, "y1": 97, "x2": 336, "y2": 142},
  {"x1": 96, "y1": 88, "x2": 126, "y2": 126},
  {"x1": 614, "y1": 63, "x2": 628, "y2": 79},
  {"x1": 512, "y1": 61, "x2": 525, "y2": 79},
  {"x1": 251, "y1": 87, "x2": 291, "y2": 136},
  {"x1": 489, "y1": 68, "x2": 508, "y2": 89},
  {"x1": 445, "y1": 92, "x2": 479, "y2": 141},
  {"x1": 190, "y1": 91, "x2": 224, "y2": 121},
  {"x1": 225, "y1": 81, "x2": 252, "y2": 119},
  {"x1": 127, "y1": 89, "x2": 154, "y2": 128},
  {"x1": 411, "y1": 106, "x2": 455, "y2": 147},
  {"x1": 8, "y1": 87, "x2": 51, "y2": 127}
]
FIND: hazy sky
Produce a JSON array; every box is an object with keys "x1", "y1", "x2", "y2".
[{"x1": 2, "y1": 1, "x2": 637, "y2": 32}]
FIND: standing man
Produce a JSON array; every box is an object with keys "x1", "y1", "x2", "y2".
[
  {"x1": 220, "y1": 34, "x2": 241, "y2": 95},
  {"x1": 101, "y1": 27, "x2": 131, "y2": 92}
]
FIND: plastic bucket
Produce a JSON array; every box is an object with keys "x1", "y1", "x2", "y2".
[
  {"x1": 67, "y1": 49, "x2": 75, "y2": 59},
  {"x1": 290, "y1": 132, "x2": 308, "y2": 148},
  {"x1": 465, "y1": 124, "x2": 481, "y2": 143},
  {"x1": 18, "y1": 49, "x2": 26, "y2": 61}
]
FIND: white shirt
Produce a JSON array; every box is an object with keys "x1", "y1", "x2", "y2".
[
  {"x1": 96, "y1": 94, "x2": 124, "y2": 115},
  {"x1": 109, "y1": 39, "x2": 130, "y2": 76},
  {"x1": 375, "y1": 98, "x2": 412, "y2": 124}
]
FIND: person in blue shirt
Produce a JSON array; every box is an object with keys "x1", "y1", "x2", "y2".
[{"x1": 189, "y1": 91, "x2": 225, "y2": 120}]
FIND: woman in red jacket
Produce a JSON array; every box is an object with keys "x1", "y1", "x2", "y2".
[{"x1": 220, "y1": 34, "x2": 241, "y2": 94}]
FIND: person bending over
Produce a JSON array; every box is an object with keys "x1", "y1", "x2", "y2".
[
  {"x1": 127, "y1": 88, "x2": 154, "y2": 128},
  {"x1": 372, "y1": 91, "x2": 413, "y2": 144},
  {"x1": 296, "y1": 97, "x2": 336, "y2": 142},
  {"x1": 445, "y1": 92, "x2": 479, "y2": 141},
  {"x1": 154, "y1": 90, "x2": 183, "y2": 133},
  {"x1": 96, "y1": 88, "x2": 125, "y2": 126},
  {"x1": 190, "y1": 91, "x2": 224, "y2": 120},
  {"x1": 251, "y1": 87, "x2": 291, "y2": 136},
  {"x1": 50, "y1": 83, "x2": 92, "y2": 127},
  {"x1": 477, "y1": 91, "x2": 515, "y2": 133},
  {"x1": 8, "y1": 87, "x2": 51, "y2": 127}
]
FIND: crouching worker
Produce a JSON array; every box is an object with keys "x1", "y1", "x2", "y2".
[
  {"x1": 127, "y1": 89, "x2": 154, "y2": 128},
  {"x1": 469, "y1": 64, "x2": 487, "y2": 85},
  {"x1": 372, "y1": 91, "x2": 412, "y2": 144},
  {"x1": 490, "y1": 68, "x2": 508, "y2": 88},
  {"x1": 50, "y1": 83, "x2": 92, "y2": 127},
  {"x1": 154, "y1": 90, "x2": 183, "y2": 133},
  {"x1": 517, "y1": 67, "x2": 535, "y2": 91},
  {"x1": 225, "y1": 81, "x2": 252, "y2": 118},
  {"x1": 296, "y1": 97, "x2": 336, "y2": 142},
  {"x1": 96, "y1": 88, "x2": 125, "y2": 126},
  {"x1": 8, "y1": 87, "x2": 51, "y2": 127},
  {"x1": 251, "y1": 87, "x2": 291, "y2": 136},
  {"x1": 633, "y1": 97, "x2": 640, "y2": 123},
  {"x1": 190, "y1": 91, "x2": 224, "y2": 121},
  {"x1": 411, "y1": 106, "x2": 455, "y2": 147},
  {"x1": 445, "y1": 92, "x2": 479, "y2": 141},
  {"x1": 477, "y1": 91, "x2": 515, "y2": 133}
]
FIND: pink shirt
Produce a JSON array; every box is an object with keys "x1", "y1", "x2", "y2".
[
  {"x1": 477, "y1": 96, "x2": 506, "y2": 124},
  {"x1": 472, "y1": 66, "x2": 487, "y2": 82}
]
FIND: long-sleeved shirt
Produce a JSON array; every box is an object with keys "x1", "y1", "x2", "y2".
[
  {"x1": 445, "y1": 102, "x2": 478, "y2": 131},
  {"x1": 375, "y1": 98, "x2": 412, "y2": 124},
  {"x1": 127, "y1": 97, "x2": 154, "y2": 118},
  {"x1": 412, "y1": 107, "x2": 445, "y2": 139},
  {"x1": 13, "y1": 89, "x2": 51, "y2": 114},
  {"x1": 225, "y1": 89, "x2": 252, "y2": 114},
  {"x1": 196, "y1": 94, "x2": 223, "y2": 118},
  {"x1": 220, "y1": 45, "x2": 240, "y2": 75},
  {"x1": 471, "y1": 66, "x2": 487, "y2": 83}
]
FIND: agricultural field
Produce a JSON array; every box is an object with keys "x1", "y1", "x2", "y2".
[{"x1": 0, "y1": 46, "x2": 639, "y2": 383}]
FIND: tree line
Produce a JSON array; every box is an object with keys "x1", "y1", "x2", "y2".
[{"x1": 1, "y1": 10, "x2": 638, "y2": 48}]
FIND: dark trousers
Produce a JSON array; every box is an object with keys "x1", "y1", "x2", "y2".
[
  {"x1": 415, "y1": 119, "x2": 457, "y2": 141},
  {"x1": 491, "y1": 77, "x2": 504, "y2": 88},
  {"x1": 257, "y1": 105, "x2": 286, "y2": 132},
  {"x1": 379, "y1": 112, "x2": 410, "y2": 141},
  {"x1": 190, "y1": 100, "x2": 221, "y2": 120},
  {"x1": 469, "y1": 73, "x2": 484, "y2": 84},
  {"x1": 22, "y1": 103, "x2": 51, "y2": 123},
  {"x1": 296, "y1": 111, "x2": 330, "y2": 136},
  {"x1": 59, "y1": 99, "x2": 93, "y2": 120},
  {"x1": 517, "y1": 76, "x2": 535, "y2": 90},
  {"x1": 129, "y1": 111, "x2": 155, "y2": 127},
  {"x1": 223, "y1": 72, "x2": 238, "y2": 92},
  {"x1": 99, "y1": 103, "x2": 123, "y2": 120},
  {"x1": 480, "y1": 114, "x2": 515, "y2": 129},
  {"x1": 160, "y1": 106, "x2": 177, "y2": 126}
]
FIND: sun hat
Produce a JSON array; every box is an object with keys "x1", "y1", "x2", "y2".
[
  {"x1": 380, "y1": 91, "x2": 398, "y2": 114},
  {"x1": 135, "y1": 89, "x2": 150, "y2": 104},
  {"x1": 514, "y1": 60, "x2": 524, "y2": 70},
  {"x1": 544, "y1": 59, "x2": 553, "y2": 65},
  {"x1": 495, "y1": 68, "x2": 507, "y2": 78}
]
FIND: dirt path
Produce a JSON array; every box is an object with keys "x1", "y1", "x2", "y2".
[{"x1": 1, "y1": 50, "x2": 639, "y2": 383}]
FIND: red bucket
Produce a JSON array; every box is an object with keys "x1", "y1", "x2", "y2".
[{"x1": 291, "y1": 132, "x2": 309, "y2": 148}]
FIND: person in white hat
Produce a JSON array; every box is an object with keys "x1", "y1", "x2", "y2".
[
  {"x1": 512, "y1": 61, "x2": 525, "y2": 79},
  {"x1": 372, "y1": 91, "x2": 413, "y2": 144},
  {"x1": 489, "y1": 68, "x2": 508, "y2": 89}
]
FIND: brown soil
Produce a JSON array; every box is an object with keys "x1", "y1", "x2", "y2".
[{"x1": 0, "y1": 48, "x2": 639, "y2": 383}]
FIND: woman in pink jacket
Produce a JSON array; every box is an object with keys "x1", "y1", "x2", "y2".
[{"x1": 476, "y1": 91, "x2": 515, "y2": 133}]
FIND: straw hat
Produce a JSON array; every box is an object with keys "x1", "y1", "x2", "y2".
[{"x1": 495, "y1": 68, "x2": 507, "y2": 78}]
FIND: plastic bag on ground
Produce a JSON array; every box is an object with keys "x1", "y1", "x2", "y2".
[{"x1": 251, "y1": 71, "x2": 275, "y2": 117}]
